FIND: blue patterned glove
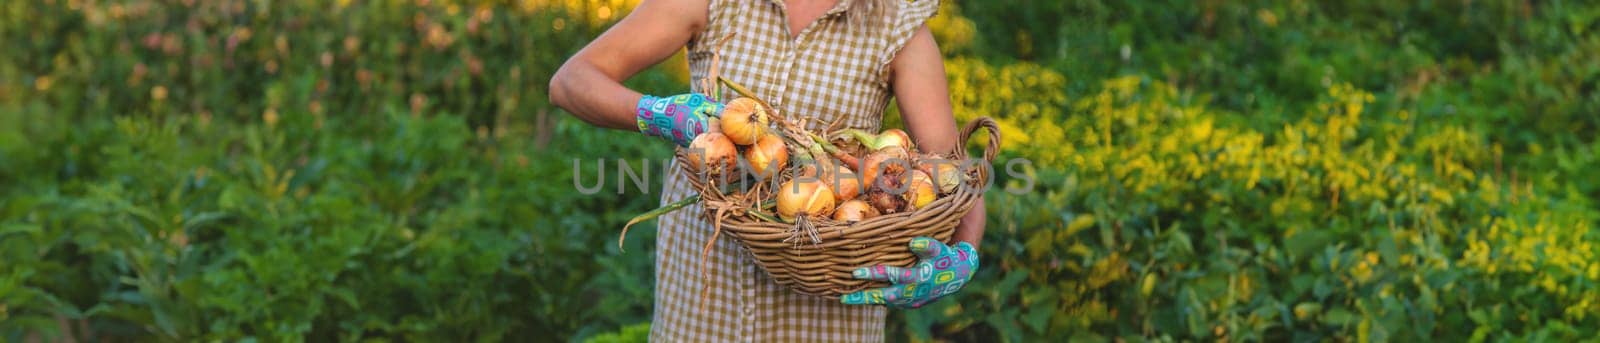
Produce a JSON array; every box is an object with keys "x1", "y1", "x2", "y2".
[
  {"x1": 841, "y1": 237, "x2": 978, "y2": 308},
  {"x1": 636, "y1": 93, "x2": 721, "y2": 147}
]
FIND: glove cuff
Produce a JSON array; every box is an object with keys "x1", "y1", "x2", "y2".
[{"x1": 635, "y1": 94, "x2": 664, "y2": 137}]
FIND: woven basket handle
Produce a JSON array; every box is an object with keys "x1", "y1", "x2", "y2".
[{"x1": 957, "y1": 117, "x2": 1001, "y2": 163}]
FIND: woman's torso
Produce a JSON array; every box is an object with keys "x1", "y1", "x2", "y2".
[
  {"x1": 687, "y1": 0, "x2": 909, "y2": 133},
  {"x1": 650, "y1": 0, "x2": 940, "y2": 341}
]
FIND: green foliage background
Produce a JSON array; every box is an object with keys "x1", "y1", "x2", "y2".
[{"x1": 1, "y1": 0, "x2": 1597, "y2": 341}]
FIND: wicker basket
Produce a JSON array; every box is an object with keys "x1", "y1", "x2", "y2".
[{"x1": 676, "y1": 116, "x2": 1001, "y2": 298}]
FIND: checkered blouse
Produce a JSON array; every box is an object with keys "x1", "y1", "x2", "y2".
[{"x1": 649, "y1": 0, "x2": 940, "y2": 341}]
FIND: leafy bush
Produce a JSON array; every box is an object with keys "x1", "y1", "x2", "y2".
[
  {"x1": 2, "y1": 0, "x2": 670, "y2": 340},
  {"x1": 909, "y1": 75, "x2": 1598, "y2": 341},
  {"x1": 581, "y1": 322, "x2": 648, "y2": 343}
]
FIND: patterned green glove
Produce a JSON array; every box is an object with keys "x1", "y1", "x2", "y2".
[
  {"x1": 636, "y1": 93, "x2": 722, "y2": 147},
  {"x1": 841, "y1": 237, "x2": 978, "y2": 309}
]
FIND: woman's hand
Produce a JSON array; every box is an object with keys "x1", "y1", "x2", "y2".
[
  {"x1": 841, "y1": 237, "x2": 978, "y2": 308},
  {"x1": 549, "y1": 0, "x2": 711, "y2": 137},
  {"x1": 636, "y1": 93, "x2": 722, "y2": 146}
]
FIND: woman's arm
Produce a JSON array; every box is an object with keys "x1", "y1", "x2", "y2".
[
  {"x1": 548, "y1": 0, "x2": 709, "y2": 130},
  {"x1": 890, "y1": 25, "x2": 986, "y2": 248}
]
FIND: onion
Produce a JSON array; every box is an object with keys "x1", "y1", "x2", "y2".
[
  {"x1": 865, "y1": 188, "x2": 907, "y2": 214},
  {"x1": 905, "y1": 170, "x2": 938, "y2": 210},
  {"x1": 686, "y1": 132, "x2": 737, "y2": 177},
  {"x1": 744, "y1": 134, "x2": 788, "y2": 180},
  {"x1": 918, "y1": 160, "x2": 963, "y2": 194},
  {"x1": 845, "y1": 128, "x2": 915, "y2": 152},
  {"x1": 878, "y1": 129, "x2": 914, "y2": 152},
  {"x1": 859, "y1": 145, "x2": 910, "y2": 190},
  {"x1": 720, "y1": 97, "x2": 769, "y2": 145},
  {"x1": 832, "y1": 199, "x2": 880, "y2": 223},
  {"x1": 777, "y1": 179, "x2": 836, "y2": 221},
  {"x1": 826, "y1": 165, "x2": 862, "y2": 202}
]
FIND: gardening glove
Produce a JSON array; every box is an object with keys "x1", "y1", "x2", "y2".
[
  {"x1": 636, "y1": 93, "x2": 721, "y2": 147},
  {"x1": 841, "y1": 236, "x2": 978, "y2": 309}
]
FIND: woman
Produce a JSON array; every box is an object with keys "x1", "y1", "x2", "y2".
[{"x1": 548, "y1": 0, "x2": 984, "y2": 340}]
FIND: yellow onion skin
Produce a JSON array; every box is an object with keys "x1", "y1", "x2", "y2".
[
  {"x1": 828, "y1": 165, "x2": 862, "y2": 202},
  {"x1": 918, "y1": 160, "x2": 963, "y2": 194},
  {"x1": 878, "y1": 129, "x2": 914, "y2": 152},
  {"x1": 720, "y1": 98, "x2": 769, "y2": 145},
  {"x1": 687, "y1": 132, "x2": 738, "y2": 177},
  {"x1": 744, "y1": 134, "x2": 788, "y2": 180},
  {"x1": 777, "y1": 179, "x2": 836, "y2": 221},
  {"x1": 859, "y1": 145, "x2": 910, "y2": 190},
  {"x1": 833, "y1": 199, "x2": 880, "y2": 223},
  {"x1": 905, "y1": 170, "x2": 938, "y2": 210},
  {"x1": 846, "y1": 128, "x2": 916, "y2": 152}
]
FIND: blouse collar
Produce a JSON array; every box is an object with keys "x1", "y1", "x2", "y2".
[{"x1": 766, "y1": 0, "x2": 857, "y2": 16}]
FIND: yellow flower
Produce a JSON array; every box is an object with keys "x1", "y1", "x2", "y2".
[
  {"x1": 34, "y1": 76, "x2": 53, "y2": 91},
  {"x1": 1256, "y1": 9, "x2": 1279, "y2": 27},
  {"x1": 263, "y1": 108, "x2": 279, "y2": 127}
]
